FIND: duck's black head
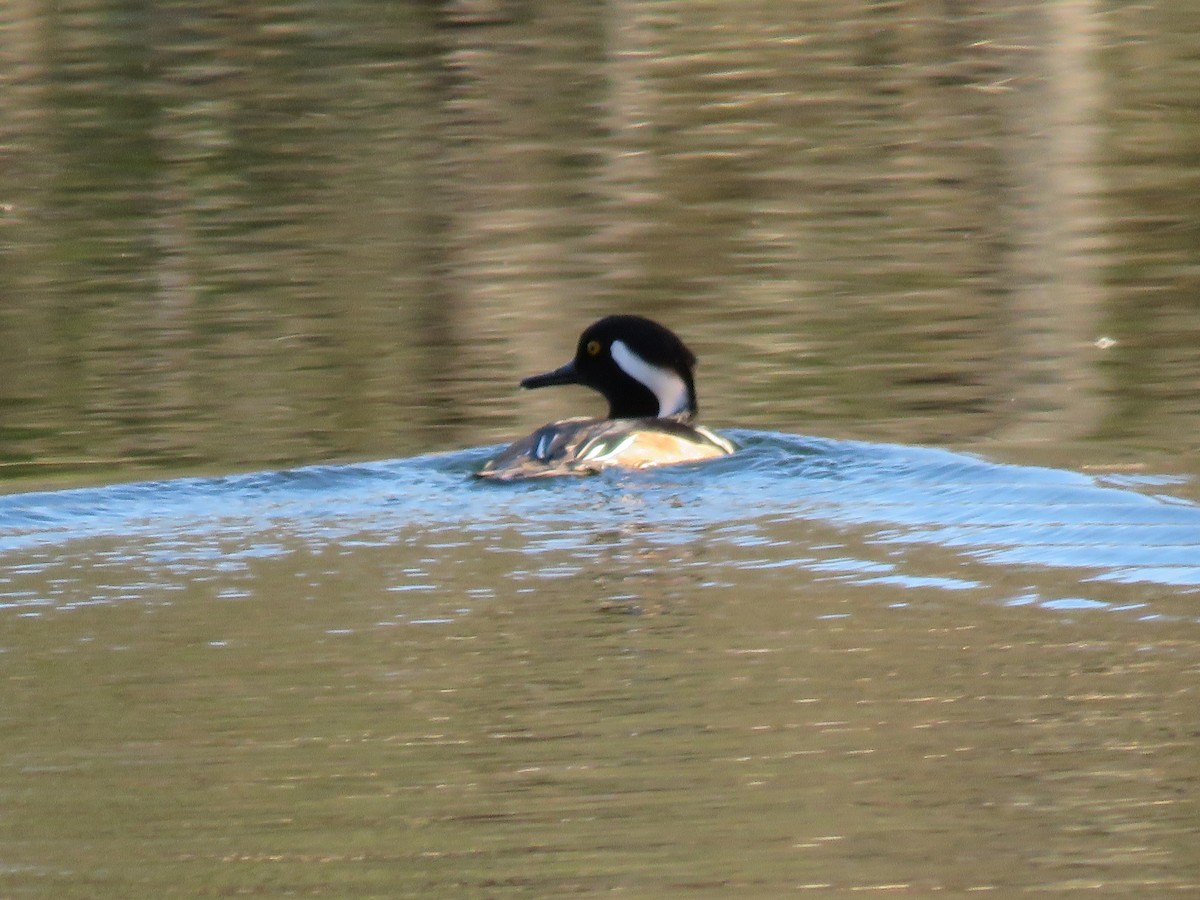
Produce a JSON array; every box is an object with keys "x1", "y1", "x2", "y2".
[{"x1": 520, "y1": 315, "x2": 700, "y2": 420}]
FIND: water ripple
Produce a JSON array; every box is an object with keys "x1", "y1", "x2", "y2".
[{"x1": 0, "y1": 433, "x2": 1197, "y2": 597}]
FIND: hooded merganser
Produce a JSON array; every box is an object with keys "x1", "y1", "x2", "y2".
[{"x1": 476, "y1": 315, "x2": 736, "y2": 480}]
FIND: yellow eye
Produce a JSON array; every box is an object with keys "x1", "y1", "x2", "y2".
[{"x1": 586, "y1": 340, "x2": 602, "y2": 356}]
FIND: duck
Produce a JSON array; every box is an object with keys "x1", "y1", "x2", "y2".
[{"x1": 476, "y1": 315, "x2": 736, "y2": 480}]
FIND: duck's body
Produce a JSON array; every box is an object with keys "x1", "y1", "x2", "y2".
[
  {"x1": 476, "y1": 315, "x2": 735, "y2": 480},
  {"x1": 477, "y1": 416, "x2": 734, "y2": 481}
]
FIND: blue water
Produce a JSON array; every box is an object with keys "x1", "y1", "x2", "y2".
[{"x1": 2, "y1": 433, "x2": 1197, "y2": 610}]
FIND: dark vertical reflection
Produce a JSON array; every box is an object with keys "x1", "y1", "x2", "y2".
[{"x1": 384, "y1": 3, "x2": 466, "y2": 447}]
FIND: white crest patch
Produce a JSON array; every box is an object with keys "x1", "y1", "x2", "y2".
[{"x1": 610, "y1": 340, "x2": 690, "y2": 418}]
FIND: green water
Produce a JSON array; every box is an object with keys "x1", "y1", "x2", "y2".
[
  {"x1": 1, "y1": 1, "x2": 1198, "y2": 484},
  {"x1": 3, "y1": 496, "x2": 1198, "y2": 896},
  {"x1": 1, "y1": 2, "x2": 1199, "y2": 896}
]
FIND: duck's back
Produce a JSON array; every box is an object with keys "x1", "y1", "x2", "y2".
[{"x1": 476, "y1": 417, "x2": 734, "y2": 481}]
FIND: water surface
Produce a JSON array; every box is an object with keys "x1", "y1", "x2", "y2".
[
  {"x1": 2, "y1": 1, "x2": 1199, "y2": 480},
  {"x1": 2, "y1": 436, "x2": 1199, "y2": 895},
  {"x1": 2, "y1": 1, "x2": 1199, "y2": 895}
]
